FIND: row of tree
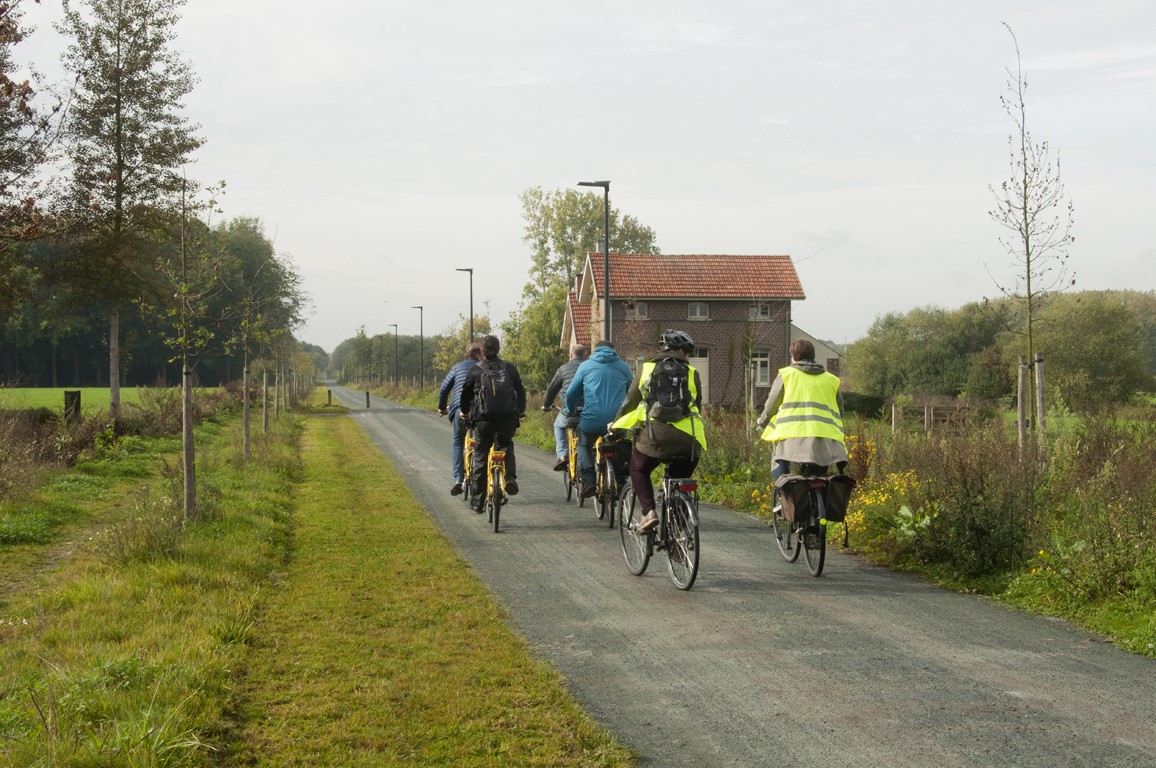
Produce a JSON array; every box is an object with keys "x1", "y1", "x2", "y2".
[
  {"x1": 843, "y1": 290, "x2": 1156, "y2": 410},
  {"x1": 0, "y1": 0, "x2": 310, "y2": 402}
]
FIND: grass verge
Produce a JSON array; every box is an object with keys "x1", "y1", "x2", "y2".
[{"x1": 222, "y1": 411, "x2": 634, "y2": 766}]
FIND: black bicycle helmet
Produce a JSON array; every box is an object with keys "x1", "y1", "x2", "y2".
[{"x1": 659, "y1": 329, "x2": 695, "y2": 352}]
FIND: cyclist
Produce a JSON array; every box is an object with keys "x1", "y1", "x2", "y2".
[
  {"x1": 540, "y1": 344, "x2": 587, "y2": 471},
  {"x1": 437, "y1": 341, "x2": 483, "y2": 496},
  {"x1": 564, "y1": 340, "x2": 632, "y2": 499},
  {"x1": 612, "y1": 330, "x2": 707, "y2": 533},
  {"x1": 459, "y1": 335, "x2": 526, "y2": 512},
  {"x1": 755, "y1": 338, "x2": 848, "y2": 481}
]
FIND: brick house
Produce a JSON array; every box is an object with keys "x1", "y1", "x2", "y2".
[{"x1": 560, "y1": 253, "x2": 810, "y2": 410}]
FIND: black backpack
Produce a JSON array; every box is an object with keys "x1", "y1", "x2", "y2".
[
  {"x1": 473, "y1": 360, "x2": 518, "y2": 419},
  {"x1": 646, "y1": 356, "x2": 692, "y2": 423}
]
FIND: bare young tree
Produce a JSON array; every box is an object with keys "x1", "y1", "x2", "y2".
[{"x1": 987, "y1": 22, "x2": 1075, "y2": 424}]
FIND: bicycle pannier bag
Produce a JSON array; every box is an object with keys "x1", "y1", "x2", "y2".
[
  {"x1": 824, "y1": 474, "x2": 856, "y2": 523},
  {"x1": 646, "y1": 356, "x2": 692, "y2": 423},
  {"x1": 474, "y1": 361, "x2": 517, "y2": 419},
  {"x1": 775, "y1": 474, "x2": 811, "y2": 523}
]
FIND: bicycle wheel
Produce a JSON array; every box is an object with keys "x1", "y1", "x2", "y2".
[
  {"x1": 563, "y1": 458, "x2": 574, "y2": 502},
  {"x1": 770, "y1": 485, "x2": 801, "y2": 563},
  {"x1": 802, "y1": 490, "x2": 826, "y2": 576},
  {"x1": 617, "y1": 485, "x2": 650, "y2": 576},
  {"x1": 665, "y1": 494, "x2": 700, "y2": 590},
  {"x1": 599, "y1": 460, "x2": 617, "y2": 528},
  {"x1": 489, "y1": 465, "x2": 503, "y2": 532},
  {"x1": 462, "y1": 439, "x2": 474, "y2": 503}
]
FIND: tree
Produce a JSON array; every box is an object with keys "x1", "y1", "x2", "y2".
[
  {"x1": 500, "y1": 282, "x2": 567, "y2": 391},
  {"x1": 987, "y1": 23, "x2": 1075, "y2": 422},
  {"x1": 518, "y1": 186, "x2": 659, "y2": 301},
  {"x1": 0, "y1": 0, "x2": 64, "y2": 313},
  {"x1": 58, "y1": 0, "x2": 202, "y2": 420},
  {"x1": 432, "y1": 313, "x2": 490, "y2": 374}
]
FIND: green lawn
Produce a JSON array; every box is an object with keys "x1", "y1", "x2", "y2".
[{"x1": 0, "y1": 387, "x2": 142, "y2": 414}]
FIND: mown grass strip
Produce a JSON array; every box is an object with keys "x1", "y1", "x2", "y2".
[{"x1": 224, "y1": 412, "x2": 635, "y2": 767}]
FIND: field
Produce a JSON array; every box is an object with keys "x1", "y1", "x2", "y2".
[{"x1": 0, "y1": 387, "x2": 142, "y2": 414}]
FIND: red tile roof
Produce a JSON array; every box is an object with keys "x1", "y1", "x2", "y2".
[
  {"x1": 568, "y1": 290, "x2": 593, "y2": 346},
  {"x1": 588, "y1": 254, "x2": 805, "y2": 300}
]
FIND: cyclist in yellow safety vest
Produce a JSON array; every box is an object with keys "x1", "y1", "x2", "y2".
[
  {"x1": 755, "y1": 338, "x2": 848, "y2": 482},
  {"x1": 612, "y1": 330, "x2": 707, "y2": 534}
]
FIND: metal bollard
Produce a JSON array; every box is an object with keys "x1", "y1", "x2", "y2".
[
  {"x1": 366, "y1": 391, "x2": 370, "y2": 409},
  {"x1": 328, "y1": 389, "x2": 332, "y2": 406}
]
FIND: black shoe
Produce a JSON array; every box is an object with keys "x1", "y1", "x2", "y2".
[
  {"x1": 471, "y1": 501, "x2": 485, "y2": 514},
  {"x1": 506, "y1": 480, "x2": 519, "y2": 496},
  {"x1": 450, "y1": 482, "x2": 463, "y2": 496},
  {"x1": 553, "y1": 456, "x2": 567, "y2": 471},
  {"x1": 581, "y1": 482, "x2": 597, "y2": 499}
]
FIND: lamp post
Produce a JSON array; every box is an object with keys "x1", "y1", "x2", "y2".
[
  {"x1": 389, "y1": 323, "x2": 399, "y2": 386},
  {"x1": 577, "y1": 180, "x2": 611, "y2": 342},
  {"x1": 455, "y1": 267, "x2": 474, "y2": 341},
  {"x1": 411, "y1": 305, "x2": 424, "y2": 389}
]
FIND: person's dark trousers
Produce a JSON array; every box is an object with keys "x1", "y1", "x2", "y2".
[
  {"x1": 577, "y1": 429, "x2": 603, "y2": 486},
  {"x1": 627, "y1": 448, "x2": 698, "y2": 514},
  {"x1": 469, "y1": 418, "x2": 518, "y2": 502},
  {"x1": 450, "y1": 411, "x2": 468, "y2": 483}
]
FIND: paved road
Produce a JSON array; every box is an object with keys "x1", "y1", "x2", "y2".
[{"x1": 330, "y1": 387, "x2": 1156, "y2": 767}]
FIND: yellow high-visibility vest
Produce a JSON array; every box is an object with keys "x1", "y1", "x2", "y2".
[
  {"x1": 613, "y1": 360, "x2": 707, "y2": 451},
  {"x1": 761, "y1": 366, "x2": 844, "y2": 443}
]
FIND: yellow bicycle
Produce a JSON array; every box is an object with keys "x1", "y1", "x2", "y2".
[
  {"x1": 461, "y1": 425, "x2": 477, "y2": 505},
  {"x1": 483, "y1": 437, "x2": 510, "y2": 533},
  {"x1": 558, "y1": 411, "x2": 586, "y2": 505}
]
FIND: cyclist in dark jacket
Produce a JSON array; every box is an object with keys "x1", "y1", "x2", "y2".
[
  {"x1": 437, "y1": 342, "x2": 482, "y2": 495},
  {"x1": 541, "y1": 344, "x2": 587, "y2": 470},
  {"x1": 459, "y1": 335, "x2": 526, "y2": 512}
]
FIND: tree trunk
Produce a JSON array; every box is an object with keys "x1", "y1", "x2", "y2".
[
  {"x1": 262, "y1": 367, "x2": 269, "y2": 433},
  {"x1": 109, "y1": 309, "x2": 121, "y2": 421},
  {"x1": 243, "y1": 361, "x2": 251, "y2": 462},
  {"x1": 183, "y1": 362, "x2": 196, "y2": 519}
]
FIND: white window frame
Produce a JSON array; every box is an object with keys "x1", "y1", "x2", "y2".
[
  {"x1": 627, "y1": 300, "x2": 648, "y2": 320},
  {"x1": 751, "y1": 351, "x2": 771, "y2": 387},
  {"x1": 688, "y1": 301, "x2": 709, "y2": 321},
  {"x1": 749, "y1": 303, "x2": 772, "y2": 321}
]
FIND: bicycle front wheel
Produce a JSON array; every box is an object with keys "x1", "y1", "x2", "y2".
[
  {"x1": 666, "y1": 494, "x2": 700, "y2": 590},
  {"x1": 802, "y1": 491, "x2": 826, "y2": 575},
  {"x1": 618, "y1": 485, "x2": 650, "y2": 576},
  {"x1": 770, "y1": 486, "x2": 800, "y2": 563}
]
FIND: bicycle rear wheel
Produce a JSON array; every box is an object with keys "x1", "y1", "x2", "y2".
[
  {"x1": 600, "y1": 460, "x2": 618, "y2": 528},
  {"x1": 802, "y1": 491, "x2": 826, "y2": 575},
  {"x1": 666, "y1": 494, "x2": 700, "y2": 590},
  {"x1": 489, "y1": 465, "x2": 503, "y2": 532},
  {"x1": 596, "y1": 458, "x2": 612, "y2": 522},
  {"x1": 563, "y1": 460, "x2": 574, "y2": 501},
  {"x1": 770, "y1": 486, "x2": 801, "y2": 562},
  {"x1": 618, "y1": 485, "x2": 650, "y2": 576}
]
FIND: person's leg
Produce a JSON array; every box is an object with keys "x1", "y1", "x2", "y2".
[
  {"x1": 470, "y1": 423, "x2": 493, "y2": 506},
  {"x1": 499, "y1": 419, "x2": 518, "y2": 494},
  {"x1": 450, "y1": 412, "x2": 465, "y2": 487},
  {"x1": 628, "y1": 449, "x2": 660, "y2": 512},
  {"x1": 772, "y1": 459, "x2": 790, "y2": 482},
  {"x1": 553, "y1": 412, "x2": 568, "y2": 459},
  {"x1": 577, "y1": 429, "x2": 598, "y2": 489}
]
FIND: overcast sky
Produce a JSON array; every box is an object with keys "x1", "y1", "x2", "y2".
[{"x1": 21, "y1": 0, "x2": 1156, "y2": 355}]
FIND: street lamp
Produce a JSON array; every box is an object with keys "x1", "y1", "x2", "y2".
[
  {"x1": 389, "y1": 323, "x2": 399, "y2": 386},
  {"x1": 577, "y1": 180, "x2": 611, "y2": 342},
  {"x1": 455, "y1": 267, "x2": 474, "y2": 341},
  {"x1": 411, "y1": 305, "x2": 424, "y2": 389}
]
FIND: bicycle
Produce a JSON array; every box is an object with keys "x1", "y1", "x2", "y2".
[
  {"x1": 461, "y1": 425, "x2": 477, "y2": 504},
  {"x1": 482, "y1": 435, "x2": 511, "y2": 533},
  {"x1": 770, "y1": 462, "x2": 835, "y2": 576},
  {"x1": 618, "y1": 473, "x2": 701, "y2": 590},
  {"x1": 593, "y1": 431, "x2": 628, "y2": 528},
  {"x1": 557, "y1": 409, "x2": 585, "y2": 506}
]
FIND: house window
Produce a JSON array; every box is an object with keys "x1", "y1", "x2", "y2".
[
  {"x1": 751, "y1": 352, "x2": 771, "y2": 387},
  {"x1": 626, "y1": 301, "x2": 648, "y2": 320},
  {"x1": 688, "y1": 302, "x2": 709, "y2": 320},
  {"x1": 749, "y1": 303, "x2": 771, "y2": 321}
]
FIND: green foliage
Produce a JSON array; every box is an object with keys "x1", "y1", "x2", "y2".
[
  {"x1": 518, "y1": 186, "x2": 659, "y2": 301},
  {"x1": 501, "y1": 282, "x2": 568, "y2": 391}
]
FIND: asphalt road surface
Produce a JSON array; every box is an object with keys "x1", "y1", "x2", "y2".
[{"x1": 329, "y1": 387, "x2": 1156, "y2": 767}]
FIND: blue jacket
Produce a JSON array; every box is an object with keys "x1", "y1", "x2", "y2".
[
  {"x1": 438, "y1": 358, "x2": 478, "y2": 418},
  {"x1": 564, "y1": 345, "x2": 632, "y2": 434}
]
